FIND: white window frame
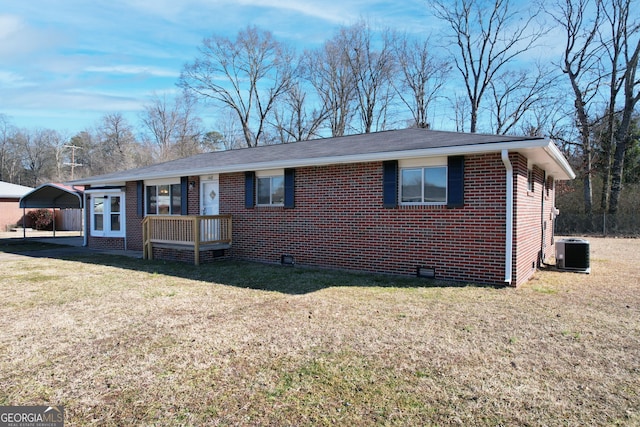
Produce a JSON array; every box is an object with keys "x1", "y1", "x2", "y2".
[
  {"x1": 399, "y1": 158, "x2": 447, "y2": 206},
  {"x1": 528, "y1": 169, "x2": 535, "y2": 192},
  {"x1": 256, "y1": 169, "x2": 284, "y2": 206},
  {"x1": 145, "y1": 179, "x2": 182, "y2": 215},
  {"x1": 88, "y1": 190, "x2": 125, "y2": 238}
]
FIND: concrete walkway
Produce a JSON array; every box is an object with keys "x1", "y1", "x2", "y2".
[{"x1": 0, "y1": 231, "x2": 142, "y2": 260}]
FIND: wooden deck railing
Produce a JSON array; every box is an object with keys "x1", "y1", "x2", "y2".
[{"x1": 142, "y1": 215, "x2": 232, "y2": 265}]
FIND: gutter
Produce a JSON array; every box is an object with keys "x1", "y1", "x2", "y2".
[
  {"x1": 544, "y1": 141, "x2": 576, "y2": 180},
  {"x1": 501, "y1": 150, "x2": 513, "y2": 285}
]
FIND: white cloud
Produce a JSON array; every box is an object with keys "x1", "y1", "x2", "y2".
[
  {"x1": 0, "y1": 70, "x2": 35, "y2": 89},
  {"x1": 234, "y1": 0, "x2": 354, "y2": 24},
  {"x1": 85, "y1": 65, "x2": 180, "y2": 78},
  {"x1": 0, "y1": 14, "x2": 23, "y2": 39},
  {"x1": 0, "y1": 14, "x2": 63, "y2": 59},
  {"x1": 123, "y1": 0, "x2": 350, "y2": 24}
]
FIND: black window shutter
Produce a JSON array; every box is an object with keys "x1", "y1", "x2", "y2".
[
  {"x1": 245, "y1": 171, "x2": 255, "y2": 208},
  {"x1": 284, "y1": 168, "x2": 295, "y2": 209},
  {"x1": 447, "y1": 156, "x2": 464, "y2": 208},
  {"x1": 383, "y1": 160, "x2": 398, "y2": 208},
  {"x1": 136, "y1": 181, "x2": 144, "y2": 217},
  {"x1": 180, "y1": 177, "x2": 188, "y2": 215}
]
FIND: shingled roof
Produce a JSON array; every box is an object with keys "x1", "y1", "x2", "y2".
[{"x1": 70, "y1": 128, "x2": 575, "y2": 186}]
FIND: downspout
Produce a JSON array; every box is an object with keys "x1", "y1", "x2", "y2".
[
  {"x1": 540, "y1": 171, "x2": 546, "y2": 266},
  {"x1": 83, "y1": 192, "x2": 88, "y2": 247},
  {"x1": 501, "y1": 150, "x2": 513, "y2": 285}
]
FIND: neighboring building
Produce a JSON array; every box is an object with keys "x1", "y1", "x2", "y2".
[
  {"x1": 70, "y1": 128, "x2": 575, "y2": 286},
  {"x1": 0, "y1": 181, "x2": 33, "y2": 231},
  {"x1": 19, "y1": 183, "x2": 84, "y2": 231}
]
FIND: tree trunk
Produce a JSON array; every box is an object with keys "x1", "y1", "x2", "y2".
[
  {"x1": 600, "y1": 156, "x2": 611, "y2": 212},
  {"x1": 470, "y1": 107, "x2": 478, "y2": 133},
  {"x1": 583, "y1": 158, "x2": 593, "y2": 217},
  {"x1": 600, "y1": 113, "x2": 615, "y2": 212},
  {"x1": 241, "y1": 123, "x2": 255, "y2": 147},
  {"x1": 576, "y1": 103, "x2": 593, "y2": 218},
  {"x1": 608, "y1": 143, "x2": 625, "y2": 214}
]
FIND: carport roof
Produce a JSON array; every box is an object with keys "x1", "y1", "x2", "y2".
[{"x1": 19, "y1": 183, "x2": 84, "y2": 209}]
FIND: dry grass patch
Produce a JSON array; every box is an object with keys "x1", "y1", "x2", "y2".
[{"x1": 1, "y1": 238, "x2": 639, "y2": 425}]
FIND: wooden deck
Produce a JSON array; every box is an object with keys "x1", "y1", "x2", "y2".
[{"x1": 142, "y1": 215, "x2": 232, "y2": 265}]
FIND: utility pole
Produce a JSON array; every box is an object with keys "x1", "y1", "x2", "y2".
[{"x1": 64, "y1": 144, "x2": 83, "y2": 180}]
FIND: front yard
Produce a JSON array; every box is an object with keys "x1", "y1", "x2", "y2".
[{"x1": 0, "y1": 237, "x2": 638, "y2": 425}]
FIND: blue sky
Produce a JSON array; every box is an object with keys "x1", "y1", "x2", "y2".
[{"x1": 1, "y1": 0, "x2": 434, "y2": 135}]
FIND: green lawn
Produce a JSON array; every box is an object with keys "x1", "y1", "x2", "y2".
[{"x1": 0, "y1": 237, "x2": 638, "y2": 425}]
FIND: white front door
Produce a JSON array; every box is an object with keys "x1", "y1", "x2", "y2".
[
  {"x1": 200, "y1": 177, "x2": 220, "y2": 241},
  {"x1": 201, "y1": 177, "x2": 219, "y2": 215}
]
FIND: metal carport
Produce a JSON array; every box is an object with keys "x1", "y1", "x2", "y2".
[{"x1": 19, "y1": 183, "x2": 84, "y2": 238}]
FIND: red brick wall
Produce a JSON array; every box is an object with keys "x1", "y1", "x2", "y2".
[
  {"x1": 123, "y1": 182, "x2": 142, "y2": 251},
  {"x1": 87, "y1": 235, "x2": 125, "y2": 250},
  {"x1": 0, "y1": 199, "x2": 30, "y2": 231},
  {"x1": 152, "y1": 247, "x2": 227, "y2": 263},
  {"x1": 221, "y1": 154, "x2": 515, "y2": 285},
  {"x1": 545, "y1": 175, "x2": 557, "y2": 259},
  {"x1": 512, "y1": 155, "x2": 539, "y2": 285},
  {"x1": 511, "y1": 154, "x2": 557, "y2": 286},
  {"x1": 187, "y1": 176, "x2": 200, "y2": 215}
]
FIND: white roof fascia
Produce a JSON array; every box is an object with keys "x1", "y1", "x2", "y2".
[
  {"x1": 84, "y1": 188, "x2": 125, "y2": 194},
  {"x1": 543, "y1": 141, "x2": 576, "y2": 180},
  {"x1": 83, "y1": 181, "x2": 127, "y2": 188}
]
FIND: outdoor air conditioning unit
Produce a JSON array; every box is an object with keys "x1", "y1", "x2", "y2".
[{"x1": 555, "y1": 238, "x2": 590, "y2": 273}]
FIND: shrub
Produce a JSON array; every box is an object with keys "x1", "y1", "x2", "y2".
[{"x1": 26, "y1": 209, "x2": 54, "y2": 231}]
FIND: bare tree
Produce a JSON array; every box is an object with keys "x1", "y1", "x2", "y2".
[
  {"x1": 272, "y1": 82, "x2": 328, "y2": 143},
  {"x1": 488, "y1": 64, "x2": 559, "y2": 135},
  {"x1": 179, "y1": 26, "x2": 296, "y2": 147},
  {"x1": 602, "y1": 0, "x2": 640, "y2": 214},
  {"x1": 172, "y1": 93, "x2": 203, "y2": 158},
  {"x1": 140, "y1": 94, "x2": 178, "y2": 161},
  {"x1": 304, "y1": 34, "x2": 357, "y2": 137},
  {"x1": 15, "y1": 129, "x2": 57, "y2": 187},
  {"x1": 342, "y1": 22, "x2": 396, "y2": 133},
  {"x1": 549, "y1": 0, "x2": 604, "y2": 217},
  {"x1": 214, "y1": 107, "x2": 245, "y2": 150},
  {"x1": 432, "y1": 0, "x2": 545, "y2": 133},
  {"x1": 599, "y1": 2, "x2": 626, "y2": 212},
  {"x1": 141, "y1": 92, "x2": 203, "y2": 161},
  {"x1": 0, "y1": 114, "x2": 14, "y2": 182},
  {"x1": 451, "y1": 94, "x2": 471, "y2": 132},
  {"x1": 393, "y1": 34, "x2": 450, "y2": 129},
  {"x1": 518, "y1": 89, "x2": 573, "y2": 138},
  {"x1": 95, "y1": 113, "x2": 140, "y2": 174}
]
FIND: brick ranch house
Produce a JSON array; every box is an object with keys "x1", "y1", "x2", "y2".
[{"x1": 70, "y1": 128, "x2": 575, "y2": 286}]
